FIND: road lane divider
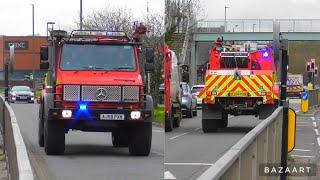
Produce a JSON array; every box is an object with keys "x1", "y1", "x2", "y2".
[{"x1": 0, "y1": 97, "x2": 34, "y2": 179}]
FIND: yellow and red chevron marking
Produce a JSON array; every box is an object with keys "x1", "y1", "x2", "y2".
[{"x1": 200, "y1": 74, "x2": 275, "y2": 100}]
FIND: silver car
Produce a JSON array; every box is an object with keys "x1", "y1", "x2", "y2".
[
  {"x1": 191, "y1": 85, "x2": 205, "y2": 108},
  {"x1": 9, "y1": 86, "x2": 35, "y2": 103},
  {"x1": 180, "y1": 82, "x2": 197, "y2": 118}
]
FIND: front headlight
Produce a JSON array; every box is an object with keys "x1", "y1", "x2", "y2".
[
  {"x1": 11, "y1": 92, "x2": 16, "y2": 96},
  {"x1": 130, "y1": 111, "x2": 141, "y2": 120},
  {"x1": 31, "y1": 92, "x2": 34, "y2": 96}
]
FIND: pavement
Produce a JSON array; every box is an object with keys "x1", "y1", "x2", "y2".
[
  {"x1": 165, "y1": 111, "x2": 261, "y2": 180},
  {"x1": 11, "y1": 103, "x2": 164, "y2": 180},
  {"x1": 0, "y1": 136, "x2": 8, "y2": 180},
  {"x1": 288, "y1": 103, "x2": 320, "y2": 180}
]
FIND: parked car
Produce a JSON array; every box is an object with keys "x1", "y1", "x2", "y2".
[
  {"x1": 180, "y1": 82, "x2": 197, "y2": 118},
  {"x1": 9, "y1": 86, "x2": 34, "y2": 103},
  {"x1": 191, "y1": 85, "x2": 205, "y2": 108},
  {"x1": 159, "y1": 83, "x2": 165, "y2": 94}
]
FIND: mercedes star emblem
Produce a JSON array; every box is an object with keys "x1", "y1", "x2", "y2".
[{"x1": 96, "y1": 88, "x2": 107, "y2": 101}]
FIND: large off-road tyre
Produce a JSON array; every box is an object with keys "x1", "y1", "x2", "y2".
[
  {"x1": 193, "y1": 109, "x2": 197, "y2": 116},
  {"x1": 259, "y1": 104, "x2": 278, "y2": 120},
  {"x1": 44, "y1": 119, "x2": 65, "y2": 155},
  {"x1": 202, "y1": 118, "x2": 218, "y2": 133},
  {"x1": 173, "y1": 106, "x2": 181, "y2": 128},
  {"x1": 112, "y1": 128, "x2": 129, "y2": 148},
  {"x1": 165, "y1": 106, "x2": 174, "y2": 132},
  {"x1": 38, "y1": 102, "x2": 44, "y2": 147},
  {"x1": 129, "y1": 124, "x2": 152, "y2": 156},
  {"x1": 220, "y1": 112, "x2": 228, "y2": 128},
  {"x1": 43, "y1": 94, "x2": 65, "y2": 155},
  {"x1": 186, "y1": 108, "x2": 193, "y2": 118}
]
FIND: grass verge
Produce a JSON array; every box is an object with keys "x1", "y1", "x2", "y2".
[{"x1": 154, "y1": 106, "x2": 164, "y2": 124}]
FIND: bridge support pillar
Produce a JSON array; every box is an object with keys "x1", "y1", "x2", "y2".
[{"x1": 190, "y1": 41, "x2": 197, "y2": 86}]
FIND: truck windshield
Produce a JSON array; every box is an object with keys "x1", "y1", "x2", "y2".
[{"x1": 60, "y1": 44, "x2": 136, "y2": 71}]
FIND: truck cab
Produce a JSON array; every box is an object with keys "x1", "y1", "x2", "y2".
[{"x1": 38, "y1": 29, "x2": 155, "y2": 156}]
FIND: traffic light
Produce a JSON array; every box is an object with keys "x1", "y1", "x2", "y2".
[
  {"x1": 306, "y1": 62, "x2": 311, "y2": 72},
  {"x1": 315, "y1": 67, "x2": 318, "y2": 77},
  {"x1": 311, "y1": 59, "x2": 315, "y2": 70}
]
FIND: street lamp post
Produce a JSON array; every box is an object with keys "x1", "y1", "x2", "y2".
[
  {"x1": 80, "y1": 0, "x2": 83, "y2": 30},
  {"x1": 224, "y1": 6, "x2": 230, "y2": 32},
  {"x1": 30, "y1": 4, "x2": 35, "y2": 85}
]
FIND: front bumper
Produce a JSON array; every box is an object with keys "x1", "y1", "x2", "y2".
[
  {"x1": 12, "y1": 96, "x2": 34, "y2": 102},
  {"x1": 49, "y1": 108, "x2": 152, "y2": 129}
]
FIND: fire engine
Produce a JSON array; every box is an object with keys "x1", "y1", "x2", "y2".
[
  {"x1": 38, "y1": 24, "x2": 155, "y2": 155},
  {"x1": 199, "y1": 38, "x2": 279, "y2": 132},
  {"x1": 164, "y1": 44, "x2": 182, "y2": 132}
]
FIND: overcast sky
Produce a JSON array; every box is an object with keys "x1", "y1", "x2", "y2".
[
  {"x1": 200, "y1": 0, "x2": 320, "y2": 20},
  {"x1": 0, "y1": 0, "x2": 164, "y2": 36}
]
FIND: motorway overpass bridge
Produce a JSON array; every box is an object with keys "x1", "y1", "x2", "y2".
[{"x1": 189, "y1": 19, "x2": 320, "y2": 85}]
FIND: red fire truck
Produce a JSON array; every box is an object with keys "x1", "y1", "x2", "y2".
[
  {"x1": 199, "y1": 38, "x2": 279, "y2": 132},
  {"x1": 38, "y1": 25, "x2": 155, "y2": 155}
]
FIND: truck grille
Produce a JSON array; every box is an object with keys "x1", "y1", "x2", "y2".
[
  {"x1": 62, "y1": 85, "x2": 139, "y2": 102},
  {"x1": 82, "y1": 86, "x2": 122, "y2": 102},
  {"x1": 63, "y1": 85, "x2": 81, "y2": 101},
  {"x1": 122, "y1": 86, "x2": 139, "y2": 102}
]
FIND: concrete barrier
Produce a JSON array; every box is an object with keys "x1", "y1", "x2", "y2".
[
  {"x1": 198, "y1": 107, "x2": 283, "y2": 180},
  {"x1": 0, "y1": 97, "x2": 34, "y2": 180}
]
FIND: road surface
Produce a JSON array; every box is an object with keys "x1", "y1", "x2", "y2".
[
  {"x1": 165, "y1": 99, "x2": 304, "y2": 180},
  {"x1": 165, "y1": 111, "x2": 261, "y2": 179},
  {"x1": 11, "y1": 103, "x2": 164, "y2": 180}
]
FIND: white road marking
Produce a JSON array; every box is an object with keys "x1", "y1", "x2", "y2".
[
  {"x1": 164, "y1": 171, "x2": 176, "y2": 180},
  {"x1": 296, "y1": 122, "x2": 309, "y2": 124},
  {"x1": 296, "y1": 125, "x2": 309, "y2": 127},
  {"x1": 293, "y1": 149, "x2": 312, "y2": 152},
  {"x1": 317, "y1": 137, "x2": 320, "y2": 147},
  {"x1": 165, "y1": 163, "x2": 214, "y2": 166},
  {"x1": 291, "y1": 155, "x2": 315, "y2": 158},
  {"x1": 313, "y1": 122, "x2": 317, "y2": 128},
  {"x1": 314, "y1": 129, "x2": 320, "y2": 136},
  {"x1": 152, "y1": 129, "x2": 164, "y2": 133},
  {"x1": 296, "y1": 110, "x2": 300, "y2": 113},
  {"x1": 194, "y1": 127, "x2": 201, "y2": 131},
  {"x1": 311, "y1": 117, "x2": 315, "y2": 121},
  {"x1": 169, "y1": 133, "x2": 188, "y2": 140}
]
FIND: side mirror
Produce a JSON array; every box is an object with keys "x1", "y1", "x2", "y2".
[
  {"x1": 145, "y1": 63, "x2": 154, "y2": 72},
  {"x1": 40, "y1": 61, "x2": 49, "y2": 70},
  {"x1": 145, "y1": 48, "x2": 155, "y2": 63},
  {"x1": 40, "y1": 46, "x2": 49, "y2": 61}
]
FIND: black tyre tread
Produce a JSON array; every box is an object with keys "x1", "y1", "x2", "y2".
[
  {"x1": 202, "y1": 118, "x2": 218, "y2": 133},
  {"x1": 112, "y1": 129, "x2": 129, "y2": 148},
  {"x1": 129, "y1": 124, "x2": 152, "y2": 156}
]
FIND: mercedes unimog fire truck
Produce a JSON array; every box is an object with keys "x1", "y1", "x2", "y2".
[
  {"x1": 164, "y1": 44, "x2": 182, "y2": 132},
  {"x1": 38, "y1": 24, "x2": 155, "y2": 156},
  {"x1": 199, "y1": 38, "x2": 279, "y2": 132}
]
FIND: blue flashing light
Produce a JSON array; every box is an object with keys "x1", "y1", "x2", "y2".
[
  {"x1": 79, "y1": 104, "x2": 87, "y2": 111},
  {"x1": 263, "y1": 51, "x2": 269, "y2": 58}
]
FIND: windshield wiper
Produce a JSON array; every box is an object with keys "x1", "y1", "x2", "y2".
[
  {"x1": 111, "y1": 66, "x2": 134, "y2": 70},
  {"x1": 81, "y1": 66, "x2": 105, "y2": 70}
]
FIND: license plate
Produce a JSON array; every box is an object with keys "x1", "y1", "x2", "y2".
[
  {"x1": 100, "y1": 114, "x2": 125, "y2": 120},
  {"x1": 19, "y1": 96, "x2": 27, "y2": 99},
  {"x1": 230, "y1": 91, "x2": 247, "y2": 97}
]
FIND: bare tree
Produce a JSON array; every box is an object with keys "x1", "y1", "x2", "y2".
[
  {"x1": 82, "y1": 7, "x2": 134, "y2": 35},
  {"x1": 81, "y1": 7, "x2": 165, "y2": 105}
]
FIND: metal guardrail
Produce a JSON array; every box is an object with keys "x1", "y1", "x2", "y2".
[
  {"x1": 0, "y1": 97, "x2": 34, "y2": 180},
  {"x1": 196, "y1": 19, "x2": 320, "y2": 33},
  {"x1": 198, "y1": 107, "x2": 283, "y2": 180}
]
